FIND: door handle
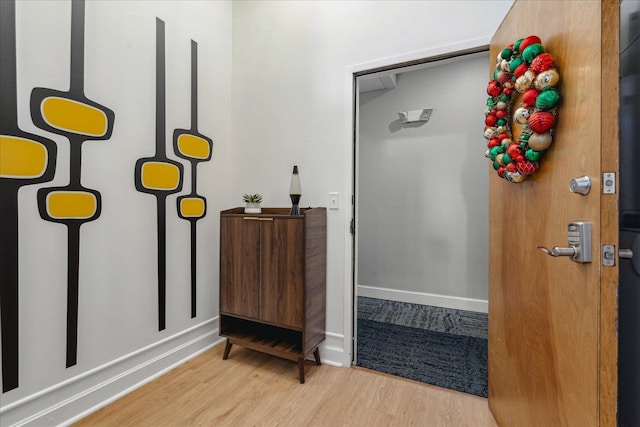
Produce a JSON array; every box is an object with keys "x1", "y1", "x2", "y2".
[
  {"x1": 619, "y1": 234, "x2": 640, "y2": 275},
  {"x1": 538, "y1": 246, "x2": 577, "y2": 257},
  {"x1": 538, "y1": 221, "x2": 592, "y2": 263}
]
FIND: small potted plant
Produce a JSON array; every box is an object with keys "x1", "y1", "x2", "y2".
[{"x1": 242, "y1": 194, "x2": 263, "y2": 214}]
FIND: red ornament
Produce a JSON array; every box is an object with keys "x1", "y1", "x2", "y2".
[
  {"x1": 497, "y1": 167, "x2": 505, "y2": 178},
  {"x1": 495, "y1": 110, "x2": 506, "y2": 119},
  {"x1": 530, "y1": 53, "x2": 555, "y2": 73},
  {"x1": 506, "y1": 162, "x2": 517, "y2": 173},
  {"x1": 517, "y1": 161, "x2": 539, "y2": 175},
  {"x1": 496, "y1": 71, "x2": 510, "y2": 84},
  {"x1": 488, "y1": 138, "x2": 500, "y2": 148},
  {"x1": 514, "y1": 63, "x2": 529, "y2": 78},
  {"x1": 503, "y1": 87, "x2": 513, "y2": 96},
  {"x1": 487, "y1": 81, "x2": 501, "y2": 97},
  {"x1": 507, "y1": 144, "x2": 522, "y2": 158},
  {"x1": 521, "y1": 89, "x2": 539, "y2": 107},
  {"x1": 498, "y1": 133, "x2": 509, "y2": 141},
  {"x1": 519, "y1": 35, "x2": 542, "y2": 53},
  {"x1": 528, "y1": 111, "x2": 556, "y2": 133},
  {"x1": 485, "y1": 115, "x2": 497, "y2": 126}
]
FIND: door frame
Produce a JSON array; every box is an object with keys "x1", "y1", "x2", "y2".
[{"x1": 343, "y1": 36, "x2": 494, "y2": 366}]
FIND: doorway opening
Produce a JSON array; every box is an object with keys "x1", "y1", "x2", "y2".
[{"x1": 352, "y1": 48, "x2": 491, "y2": 396}]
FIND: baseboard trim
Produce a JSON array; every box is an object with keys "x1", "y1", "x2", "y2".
[
  {"x1": 357, "y1": 285, "x2": 488, "y2": 313},
  {"x1": 316, "y1": 331, "x2": 347, "y2": 367},
  {"x1": 1, "y1": 318, "x2": 220, "y2": 427}
]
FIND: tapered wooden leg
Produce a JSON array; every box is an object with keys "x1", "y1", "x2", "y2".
[
  {"x1": 298, "y1": 357, "x2": 305, "y2": 384},
  {"x1": 313, "y1": 347, "x2": 321, "y2": 365},
  {"x1": 223, "y1": 339, "x2": 232, "y2": 360}
]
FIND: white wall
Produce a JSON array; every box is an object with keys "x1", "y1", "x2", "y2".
[
  {"x1": 231, "y1": 0, "x2": 513, "y2": 366},
  {"x1": 357, "y1": 54, "x2": 490, "y2": 312},
  {"x1": 1, "y1": 0, "x2": 231, "y2": 425}
]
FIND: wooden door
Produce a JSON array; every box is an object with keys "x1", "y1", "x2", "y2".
[
  {"x1": 220, "y1": 216, "x2": 261, "y2": 319},
  {"x1": 260, "y1": 218, "x2": 304, "y2": 328},
  {"x1": 488, "y1": 1, "x2": 619, "y2": 426}
]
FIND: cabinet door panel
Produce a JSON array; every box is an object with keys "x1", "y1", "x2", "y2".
[
  {"x1": 220, "y1": 217, "x2": 260, "y2": 319},
  {"x1": 260, "y1": 218, "x2": 304, "y2": 328}
]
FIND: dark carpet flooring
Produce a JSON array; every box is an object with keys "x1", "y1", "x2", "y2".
[{"x1": 357, "y1": 298, "x2": 488, "y2": 397}]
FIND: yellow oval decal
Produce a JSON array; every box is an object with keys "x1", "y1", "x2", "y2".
[
  {"x1": 177, "y1": 134, "x2": 210, "y2": 159},
  {"x1": 0, "y1": 135, "x2": 48, "y2": 179},
  {"x1": 180, "y1": 197, "x2": 205, "y2": 218},
  {"x1": 41, "y1": 97, "x2": 108, "y2": 137},
  {"x1": 141, "y1": 162, "x2": 181, "y2": 191},
  {"x1": 47, "y1": 191, "x2": 97, "y2": 219}
]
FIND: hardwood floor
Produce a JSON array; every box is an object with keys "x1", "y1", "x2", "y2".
[{"x1": 74, "y1": 342, "x2": 498, "y2": 426}]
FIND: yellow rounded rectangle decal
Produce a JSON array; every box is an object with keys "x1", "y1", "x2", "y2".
[
  {"x1": 41, "y1": 97, "x2": 108, "y2": 137},
  {"x1": 0, "y1": 135, "x2": 48, "y2": 179},
  {"x1": 47, "y1": 191, "x2": 97, "y2": 219},
  {"x1": 177, "y1": 134, "x2": 210, "y2": 159},
  {"x1": 180, "y1": 197, "x2": 205, "y2": 218},
  {"x1": 141, "y1": 162, "x2": 181, "y2": 191}
]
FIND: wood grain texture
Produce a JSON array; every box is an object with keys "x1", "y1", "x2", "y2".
[
  {"x1": 219, "y1": 216, "x2": 260, "y2": 319},
  {"x1": 599, "y1": 1, "x2": 620, "y2": 426},
  {"x1": 304, "y1": 207, "x2": 327, "y2": 353},
  {"x1": 73, "y1": 344, "x2": 499, "y2": 427},
  {"x1": 488, "y1": 1, "x2": 615, "y2": 426}
]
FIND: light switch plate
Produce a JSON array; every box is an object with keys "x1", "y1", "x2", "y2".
[{"x1": 329, "y1": 192, "x2": 339, "y2": 210}]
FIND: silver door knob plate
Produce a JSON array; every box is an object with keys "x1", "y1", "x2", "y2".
[{"x1": 569, "y1": 175, "x2": 591, "y2": 195}]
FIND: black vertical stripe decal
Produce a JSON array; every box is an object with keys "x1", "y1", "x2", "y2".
[
  {"x1": 174, "y1": 40, "x2": 213, "y2": 318},
  {"x1": 31, "y1": 0, "x2": 114, "y2": 368},
  {"x1": 0, "y1": 0, "x2": 57, "y2": 392},
  {"x1": 134, "y1": 18, "x2": 184, "y2": 331}
]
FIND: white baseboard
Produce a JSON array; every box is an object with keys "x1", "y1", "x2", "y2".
[
  {"x1": 316, "y1": 332, "x2": 348, "y2": 367},
  {"x1": 1, "y1": 318, "x2": 221, "y2": 427},
  {"x1": 357, "y1": 285, "x2": 488, "y2": 313}
]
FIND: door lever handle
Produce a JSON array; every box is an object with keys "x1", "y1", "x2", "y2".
[
  {"x1": 619, "y1": 248, "x2": 633, "y2": 259},
  {"x1": 538, "y1": 246, "x2": 577, "y2": 257}
]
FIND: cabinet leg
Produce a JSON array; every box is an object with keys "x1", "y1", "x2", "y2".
[
  {"x1": 298, "y1": 357, "x2": 305, "y2": 384},
  {"x1": 313, "y1": 347, "x2": 321, "y2": 365},
  {"x1": 223, "y1": 339, "x2": 232, "y2": 360}
]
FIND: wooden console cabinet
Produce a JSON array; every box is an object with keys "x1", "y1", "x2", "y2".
[{"x1": 219, "y1": 207, "x2": 326, "y2": 383}]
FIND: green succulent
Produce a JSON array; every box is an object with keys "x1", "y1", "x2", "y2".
[{"x1": 242, "y1": 194, "x2": 263, "y2": 204}]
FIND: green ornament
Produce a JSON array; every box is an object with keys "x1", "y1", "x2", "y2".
[
  {"x1": 509, "y1": 57, "x2": 523, "y2": 73},
  {"x1": 522, "y1": 43, "x2": 545, "y2": 63},
  {"x1": 500, "y1": 48, "x2": 513, "y2": 60},
  {"x1": 496, "y1": 118, "x2": 507, "y2": 126},
  {"x1": 493, "y1": 161, "x2": 501, "y2": 170},
  {"x1": 535, "y1": 89, "x2": 560, "y2": 110},
  {"x1": 486, "y1": 97, "x2": 495, "y2": 108},
  {"x1": 493, "y1": 69, "x2": 499, "y2": 80},
  {"x1": 519, "y1": 130, "x2": 531, "y2": 143},
  {"x1": 513, "y1": 38, "x2": 523, "y2": 53},
  {"x1": 502, "y1": 153, "x2": 513, "y2": 164},
  {"x1": 489, "y1": 146, "x2": 504, "y2": 160},
  {"x1": 500, "y1": 94, "x2": 510, "y2": 102},
  {"x1": 525, "y1": 149, "x2": 543, "y2": 161}
]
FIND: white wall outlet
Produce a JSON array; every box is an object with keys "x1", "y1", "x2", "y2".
[{"x1": 329, "y1": 192, "x2": 339, "y2": 210}]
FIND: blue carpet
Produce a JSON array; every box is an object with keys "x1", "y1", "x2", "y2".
[{"x1": 357, "y1": 318, "x2": 488, "y2": 397}]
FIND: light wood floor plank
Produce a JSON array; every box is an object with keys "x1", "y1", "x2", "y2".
[{"x1": 74, "y1": 343, "x2": 497, "y2": 426}]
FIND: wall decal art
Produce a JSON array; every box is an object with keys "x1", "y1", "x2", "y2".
[
  {"x1": 135, "y1": 18, "x2": 184, "y2": 331},
  {"x1": 173, "y1": 40, "x2": 213, "y2": 318},
  {"x1": 484, "y1": 35, "x2": 561, "y2": 183},
  {"x1": 0, "y1": 0, "x2": 58, "y2": 393},
  {"x1": 31, "y1": 0, "x2": 115, "y2": 368}
]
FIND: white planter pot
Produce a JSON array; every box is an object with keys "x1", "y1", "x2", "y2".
[{"x1": 244, "y1": 203, "x2": 262, "y2": 214}]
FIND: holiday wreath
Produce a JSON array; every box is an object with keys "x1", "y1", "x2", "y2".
[{"x1": 484, "y1": 35, "x2": 560, "y2": 183}]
